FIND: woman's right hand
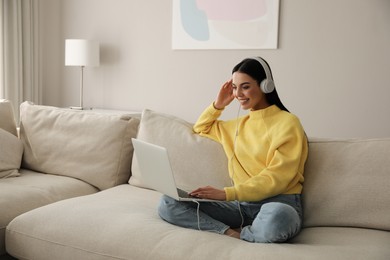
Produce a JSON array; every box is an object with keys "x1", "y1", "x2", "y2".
[{"x1": 214, "y1": 79, "x2": 235, "y2": 110}]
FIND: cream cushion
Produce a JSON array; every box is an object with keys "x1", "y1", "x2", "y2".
[
  {"x1": 130, "y1": 109, "x2": 231, "y2": 191},
  {"x1": 6, "y1": 185, "x2": 390, "y2": 260},
  {"x1": 303, "y1": 138, "x2": 390, "y2": 231},
  {"x1": 19, "y1": 102, "x2": 140, "y2": 190},
  {"x1": 0, "y1": 128, "x2": 23, "y2": 178},
  {"x1": 0, "y1": 99, "x2": 17, "y2": 136},
  {"x1": 1, "y1": 169, "x2": 98, "y2": 255}
]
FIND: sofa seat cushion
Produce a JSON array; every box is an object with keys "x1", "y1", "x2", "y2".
[
  {"x1": 290, "y1": 227, "x2": 390, "y2": 259},
  {"x1": 0, "y1": 169, "x2": 98, "y2": 255},
  {"x1": 6, "y1": 185, "x2": 390, "y2": 260},
  {"x1": 19, "y1": 102, "x2": 140, "y2": 190}
]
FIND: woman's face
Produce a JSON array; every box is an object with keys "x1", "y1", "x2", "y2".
[{"x1": 232, "y1": 72, "x2": 270, "y2": 110}]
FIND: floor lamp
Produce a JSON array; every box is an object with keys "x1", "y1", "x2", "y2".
[{"x1": 65, "y1": 39, "x2": 99, "y2": 110}]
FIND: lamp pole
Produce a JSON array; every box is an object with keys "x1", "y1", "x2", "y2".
[{"x1": 79, "y1": 65, "x2": 84, "y2": 109}]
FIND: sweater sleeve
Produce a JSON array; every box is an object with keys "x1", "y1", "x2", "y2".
[
  {"x1": 192, "y1": 103, "x2": 224, "y2": 143},
  {"x1": 224, "y1": 117, "x2": 308, "y2": 202}
]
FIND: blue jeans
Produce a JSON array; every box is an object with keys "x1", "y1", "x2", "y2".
[{"x1": 158, "y1": 194, "x2": 302, "y2": 243}]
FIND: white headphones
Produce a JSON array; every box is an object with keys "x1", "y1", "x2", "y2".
[{"x1": 251, "y1": 56, "x2": 275, "y2": 94}]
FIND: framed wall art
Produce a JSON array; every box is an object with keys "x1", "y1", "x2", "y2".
[{"x1": 172, "y1": 0, "x2": 280, "y2": 50}]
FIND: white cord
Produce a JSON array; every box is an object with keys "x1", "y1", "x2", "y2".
[
  {"x1": 193, "y1": 200, "x2": 202, "y2": 231},
  {"x1": 192, "y1": 199, "x2": 243, "y2": 234},
  {"x1": 230, "y1": 103, "x2": 244, "y2": 230},
  {"x1": 194, "y1": 103, "x2": 245, "y2": 233},
  {"x1": 193, "y1": 200, "x2": 221, "y2": 233}
]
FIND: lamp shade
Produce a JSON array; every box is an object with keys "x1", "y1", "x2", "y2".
[{"x1": 65, "y1": 39, "x2": 99, "y2": 67}]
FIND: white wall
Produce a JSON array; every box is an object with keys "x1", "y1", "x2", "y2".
[{"x1": 39, "y1": 0, "x2": 390, "y2": 138}]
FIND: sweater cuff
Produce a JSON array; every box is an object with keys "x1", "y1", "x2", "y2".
[
  {"x1": 212, "y1": 102, "x2": 225, "y2": 111},
  {"x1": 224, "y1": 187, "x2": 236, "y2": 201},
  {"x1": 203, "y1": 102, "x2": 221, "y2": 116}
]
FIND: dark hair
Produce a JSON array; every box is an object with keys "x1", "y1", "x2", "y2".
[{"x1": 232, "y1": 58, "x2": 290, "y2": 113}]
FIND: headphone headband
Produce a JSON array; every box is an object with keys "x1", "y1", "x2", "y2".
[{"x1": 250, "y1": 56, "x2": 275, "y2": 93}]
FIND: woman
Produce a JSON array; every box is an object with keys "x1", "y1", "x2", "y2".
[{"x1": 158, "y1": 57, "x2": 308, "y2": 243}]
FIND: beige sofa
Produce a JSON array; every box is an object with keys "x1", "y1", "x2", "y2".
[
  {"x1": 2, "y1": 100, "x2": 390, "y2": 259},
  {"x1": 0, "y1": 100, "x2": 140, "y2": 257}
]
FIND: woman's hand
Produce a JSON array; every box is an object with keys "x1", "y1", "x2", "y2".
[
  {"x1": 190, "y1": 186, "x2": 227, "y2": 201},
  {"x1": 214, "y1": 79, "x2": 235, "y2": 110}
]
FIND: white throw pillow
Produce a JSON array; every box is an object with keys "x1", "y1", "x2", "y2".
[
  {"x1": 0, "y1": 128, "x2": 23, "y2": 178},
  {"x1": 129, "y1": 109, "x2": 231, "y2": 191}
]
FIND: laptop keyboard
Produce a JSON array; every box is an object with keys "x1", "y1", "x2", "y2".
[{"x1": 177, "y1": 188, "x2": 193, "y2": 198}]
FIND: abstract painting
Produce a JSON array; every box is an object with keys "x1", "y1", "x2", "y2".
[{"x1": 172, "y1": 0, "x2": 280, "y2": 49}]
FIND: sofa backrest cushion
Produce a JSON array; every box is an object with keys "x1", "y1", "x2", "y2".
[
  {"x1": 130, "y1": 109, "x2": 231, "y2": 191},
  {"x1": 0, "y1": 99, "x2": 18, "y2": 136},
  {"x1": 303, "y1": 138, "x2": 390, "y2": 231},
  {"x1": 0, "y1": 128, "x2": 23, "y2": 178},
  {"x1": 19, "y1": 102, "x2": 140, "y2": 190}
]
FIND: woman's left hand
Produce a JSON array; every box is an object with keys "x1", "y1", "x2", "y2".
[{"x1": 190, "y1": 186, "x2": 226, "y2": 201}]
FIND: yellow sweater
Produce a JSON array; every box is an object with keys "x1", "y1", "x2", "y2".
[{"x1": 193, "y1": 103, "x2": 308, "y2": 202}]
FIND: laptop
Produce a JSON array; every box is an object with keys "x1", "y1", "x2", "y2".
[{"x1": 132, "y1": 138, "x2": 218, "y2": 202}]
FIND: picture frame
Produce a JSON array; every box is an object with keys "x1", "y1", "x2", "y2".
[{"x1": 172, "y1": 0, "x2": 280, "y2": 50}]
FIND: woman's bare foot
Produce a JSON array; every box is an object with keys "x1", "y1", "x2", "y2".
[{"x1": 224, "y1": 228, "x2": 240, "y2": 239}]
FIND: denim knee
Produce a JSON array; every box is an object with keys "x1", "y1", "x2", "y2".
[
  {"x1": 241, "y1": 202, "x2": 301, "y2": 243},
  {"x1": 158, "y1": 195, "x2": 177, "y2": 222}
]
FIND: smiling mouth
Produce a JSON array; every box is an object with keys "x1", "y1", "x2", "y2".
[{"x1": 238, "y1": 98, "x2": 249, "y2": 104}]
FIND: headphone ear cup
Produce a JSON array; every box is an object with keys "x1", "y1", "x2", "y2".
[{"x1": 260, "y1": 79, "x2": 275, "y2": 94}]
